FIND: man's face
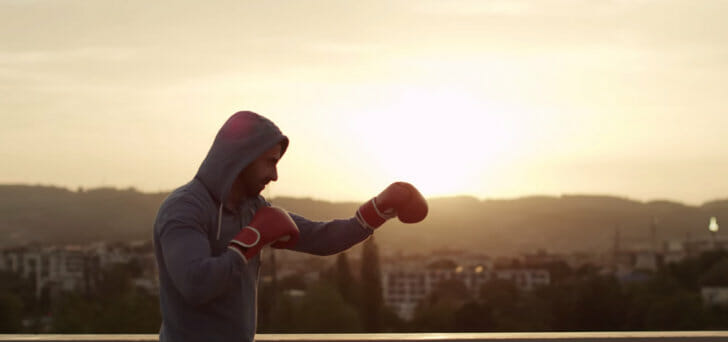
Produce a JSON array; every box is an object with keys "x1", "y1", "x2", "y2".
[{"x1": 234, "y1": 143, "x2": 282, "y2": 198}]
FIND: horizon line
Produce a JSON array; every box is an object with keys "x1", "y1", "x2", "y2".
[{"x1": 0, "y1": 182, "x2": 725, "y2": 207}]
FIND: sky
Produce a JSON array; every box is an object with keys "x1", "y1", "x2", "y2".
[{"x1": 1, "y1": 0, "x2": 727, "y2": 204}]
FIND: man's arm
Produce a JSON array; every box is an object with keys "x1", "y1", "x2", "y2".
[
  {"x1": 283, "y1": 182, "x2": 428, "y2": 256},
  {"x1": 158, "y1": 200, "x2": 245, "y2": 306},
  {"x1": 288, "y1": 214, "x2": 372, "y2": 256}
]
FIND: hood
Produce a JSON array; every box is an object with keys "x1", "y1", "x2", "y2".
[{"x1": 195, "y1": 111, "x2": 288, "y2": 205}]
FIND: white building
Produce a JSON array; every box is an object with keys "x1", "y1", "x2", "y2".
[
  {"x1": 382, "y1": 253, "x2": 550, "y2": 320},
  {"x1": 0, "y1": 245, "x2": 96, "y2": 298},
  {"x1": 492, "y1": 268, "x2": 551, "y2": 291},
  {"x1": 0, "y1": 241, "x2": 158, "y2": 298}
]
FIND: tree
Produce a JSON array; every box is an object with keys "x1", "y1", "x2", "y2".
[
  {"x1": 51, "y1": 293, "x2": 96, "y2": 332},
  {"x1": 698, "y1": 258, "x2": 728, "y2": 287},
  {"x1": 568, "y1": 275, "x2": 626, "y2": 331},
  {"x1": 360, "y1": 236, "x2": 383, "y2": 332},
  {"x1": 50, "y1": 260, "x2": 161, "y2": 333},
  {"x1": 294, "y1": 281, "x2": 363, "y2": 332},
  {"x1": 0, "y1": 270, "x2": 35, "y2": 332},
  {"x1": 263, "y1": 278, "x2": 363, "y2": 333},
  {"x1": 0, "y1": 292, "x2": 24, "y2": 332},
  {"x1": 478, "y1": 279, "x2": 523, "y2": 331},
  {"x1": 643, "y1": 290, "x2": 705, "y2": 330},
  {"x1": 454, "y1": 301, "x2": 493, "y2": 332},
  {"x1": 263, "y1": 290, "x2": 297, "y2": 333},
  {"x1": 336, "y1": 252, "x2": 355, "y2": 305},
  {"x1": 412, "y1": 278, "x2": 471, "y2": 331}
]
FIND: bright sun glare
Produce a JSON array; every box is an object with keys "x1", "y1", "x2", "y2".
[{"x1": 348, "y1": 88, "x2": 529, "y2": 198}]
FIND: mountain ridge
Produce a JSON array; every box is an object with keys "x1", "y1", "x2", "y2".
[{"x1": 1, "y1": 184, "x2": 726, "y2": 255}]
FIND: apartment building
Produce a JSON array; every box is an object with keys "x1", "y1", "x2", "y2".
[
  {"x1": 382, "y1": 253, "x2": 550, "y2": 320},
  {"x1": 0, "y1": 241, "x2": 156, "y2": 298}
]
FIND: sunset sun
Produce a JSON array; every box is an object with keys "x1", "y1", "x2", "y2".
[{"x1": 347, "y1": 88, "x2": 529, "y2": 198}]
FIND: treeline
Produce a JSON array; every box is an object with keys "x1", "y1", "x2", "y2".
[
  {"x1": 257, "y1": 237, "x2": 400, "y2": 332},
  {"x1": 0, "y1": 260, "x2": 159, "y2": 333},
  {"x1": 258, "y1": 248, "x2": 728, "y2": 332},
  {"x1": 4, "y1": 243, "x2": 728, "y2": 333}
]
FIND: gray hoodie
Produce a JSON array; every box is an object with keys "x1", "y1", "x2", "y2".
[{"x1": 153, "y1": 111, "x2": 373, "y2": 342}]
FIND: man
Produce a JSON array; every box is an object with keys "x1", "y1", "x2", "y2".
[{"x1": 153, "y1": 111, "x2": 427, "y2": 341}]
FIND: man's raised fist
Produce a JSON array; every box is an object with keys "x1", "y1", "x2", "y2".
[{"x1": 356, "y1": 182, "x2": 428, "y2": 230}]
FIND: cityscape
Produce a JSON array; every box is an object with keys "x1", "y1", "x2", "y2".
[{"x1": 2, "y1": 215, "x2": 727, "y2": 332}]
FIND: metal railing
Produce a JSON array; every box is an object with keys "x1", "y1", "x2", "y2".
[{"x1": 1, "y1": 332, "x2": 728, "y2": 342}]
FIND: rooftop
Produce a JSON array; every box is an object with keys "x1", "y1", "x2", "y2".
[{"x1": 1, "y1": 332, "x2": 728, "y2": 342}]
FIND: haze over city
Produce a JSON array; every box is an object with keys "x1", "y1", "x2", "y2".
[{"x1": 2, "y1": 0, "x2": 727, "y2": 204}]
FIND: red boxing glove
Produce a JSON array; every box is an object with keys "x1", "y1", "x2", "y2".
[
  {"x1": 356, "y1": 182, "x2": 428, "y2": 230},
  {"x1": 228, "y1": 206, "x2": 299, "y2": 261}
]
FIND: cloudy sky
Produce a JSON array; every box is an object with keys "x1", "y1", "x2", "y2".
[{"x1": 1, "y1": 0, "x2": 727, "y2": 204}]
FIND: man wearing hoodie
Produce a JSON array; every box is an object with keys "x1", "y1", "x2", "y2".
[{"x1": 153, "y1": 111, "x2": 428, "y2": 342}]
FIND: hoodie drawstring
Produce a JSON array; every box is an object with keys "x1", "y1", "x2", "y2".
[{"x1": 217, "y1": 202, "x2": 223, "y2": 240}]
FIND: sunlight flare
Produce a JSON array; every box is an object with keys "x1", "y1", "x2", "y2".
[{"x1": 348, "y1": 88, "x2": 530, "y2": 197}]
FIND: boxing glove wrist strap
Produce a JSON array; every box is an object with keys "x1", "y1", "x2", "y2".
[
  {"x1": 356, "y1": 198, "x2": 396, "y2": 230},
  {"x1": 228, "y1": 226, "x2": 261, "y2": 261}
]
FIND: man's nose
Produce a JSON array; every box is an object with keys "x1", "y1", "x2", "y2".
[{"x1": 270, "y1": 167, "x2": 278, "y2": 181}]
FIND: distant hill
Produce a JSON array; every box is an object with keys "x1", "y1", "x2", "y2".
[{"x1": 1, "y1": 184, "x2": 727, "y2": 256}]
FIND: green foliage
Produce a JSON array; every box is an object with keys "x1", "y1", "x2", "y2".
[
  {"x1": 453, "y1": 301, "x2": 493, "y2": 332},
  {"x1": 412, "y1": 279, "x2": 472, "y2": 332},
  {"x1": 0, "y1": 270, "x2": 35, "y2": 332},
  {"x1": 665, "y1": 249, "x2": 728, "y2": 290},
  {"x1": 479, "y1": 279, "x2": 526, "y2": 331},
  {"x1": 643, "y1": 290, "x2": 705, "y2": 329},
  {"x1": 293, "y1": 281, "x2": 363, "y2": 332},
  {"x1": 262, "y1": 290, "x2": 297, "y2": 332},
  {"x1": 260, "y1": 278, "x2": 363, "y2": 333},
  {"x1": 0, "y1": 292, "x2": 24, "y2": 332},
  {"x1": 260, "y1": 250, "x2": 728, "y2": 333},
  {"x1": 50, "y1": 289, "x2": 160, "y2": 333},
  {"x1": 406, "y1": 251, "x2": 728, "y2": 332},
  {"x1": 336, "y1": 252, "x2": 355, "y2": 305},
  {"x1": 259, "y1": 238, "x2": 407, "y2": 333},
  {"x1": 8, "y1": 248, "x2": 728, "y2": 334},
  {"x1": 49, "y1": 261, "x2": 161, "y2": 333},
  {"x1": 699, "y1": 257, "x2": 728, "y2": 286},
  {"x1": 361, "y1": 236, "x2": 383, "y2": 332}
]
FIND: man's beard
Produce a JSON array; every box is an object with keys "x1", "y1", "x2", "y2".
[
  {"x1": 261, "y1": 183, "x2": 273, "y2": 201},
  {"x1": 247, "y1": 179, "x2": 271, "y2": 198}
]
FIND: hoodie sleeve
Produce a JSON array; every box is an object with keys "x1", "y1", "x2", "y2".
[
  {"x1": 288, "y1": 212, "x2": 373, "y2": 256},
  {"x1": 157, "y1": 198, "x2": 245, "y2": 306}
]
